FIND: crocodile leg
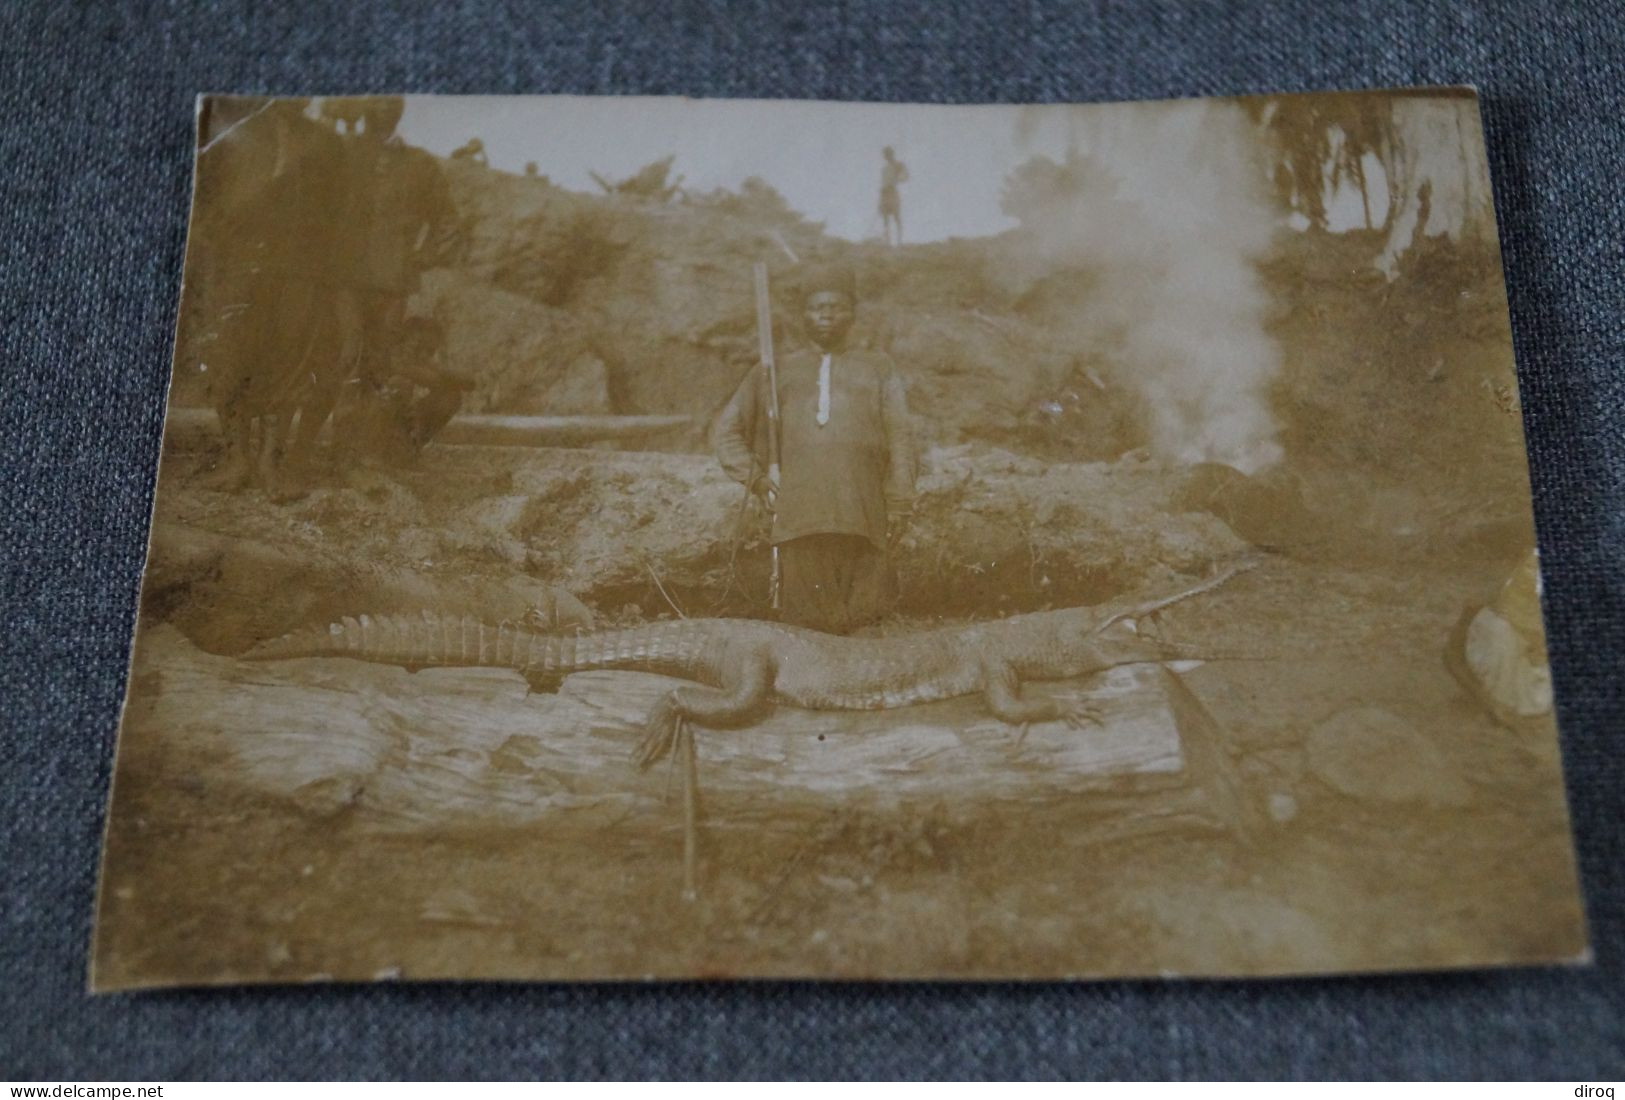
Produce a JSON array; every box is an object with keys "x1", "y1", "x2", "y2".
[
  {"x1": 632, "y1": 648, "x2": 774, "y2": 770},
  {"x1": 980, "y1": 657, "x2": 1102, "y2": 739}
]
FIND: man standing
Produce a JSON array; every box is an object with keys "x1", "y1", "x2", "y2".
[
  {"x1": 879, "y1": 146, "x2": 909, "y2": 246},
  {"x1": 334, "y1": 96, "x2": 463, "y2": 468},
  {"x1": 198, "y1": 96, "x2": 352, "y2": 498},
  {"x1": 716, "y1": 265, "x2": 916, "y2": 634}
]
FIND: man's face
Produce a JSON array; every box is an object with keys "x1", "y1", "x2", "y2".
[{"x1": 804, "y1": 291, "x2": 854, "y2": 350}]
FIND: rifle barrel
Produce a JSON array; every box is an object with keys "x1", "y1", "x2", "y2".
[
  {"x1": 753, "y1": 262, "x2": 782, "y2": 472},
  {"x1": 753, "y1": 262, "x2": 784, "y2": 611}
]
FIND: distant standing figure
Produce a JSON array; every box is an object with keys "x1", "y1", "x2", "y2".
[
  {"x1": 879, "y1": 146, "x2": 909, "y2": 246},
  {"x1": 715, "y1": 265, "x2": 917, "y2": 634}
]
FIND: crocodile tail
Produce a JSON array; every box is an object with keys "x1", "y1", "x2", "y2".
[
  {"x1": 524, "y1": 620, "x2": 713, "y2": 678},
  {"x1": 241, "y1": 611, "x2": 551, "y2": 671},
  {"x1": 243, "y1": 615, "x2": 716, "y2": 677}
]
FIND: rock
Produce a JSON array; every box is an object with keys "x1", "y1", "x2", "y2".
[
  {"x1": 1461, "y1": 606, "x2": 1553, "y2": 716},
  {"x1": 1172, "y1": 462, "x2": 1308, "y2": 549},
  {"x1": 1305, "y1": 706, "x2": 1471, "y2": 807},
  {"x1": 1445, "y1": 550, "x2": 1552, "y2": 727},
  {"x1": 542, "y1": 353, "x2": 612, "y2": 415}
]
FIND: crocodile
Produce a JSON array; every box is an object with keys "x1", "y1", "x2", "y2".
[{"x1": 244, "y1": 562, "x2": 1255, "y2": 769}]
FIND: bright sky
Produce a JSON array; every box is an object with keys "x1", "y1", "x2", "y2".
[{"x1": 397, "y1": 95, "x2": 1132, "y2": 243}]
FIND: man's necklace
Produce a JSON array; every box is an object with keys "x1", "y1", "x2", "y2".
[{"x1": 816, "y1": 353, "x2": 832, "y2": 427}]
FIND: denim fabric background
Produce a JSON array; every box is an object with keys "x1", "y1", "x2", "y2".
[{"x1": 2, "y1": 0, "x2": 1621, "y2": 1080}]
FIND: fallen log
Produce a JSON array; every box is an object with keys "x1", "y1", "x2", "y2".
[
  {"x1": 123, "y1": 624, "x2": 1250, "y2": 840},
  {"x1": 161, "y1": 407, "x2": 693, "y2": 451}
]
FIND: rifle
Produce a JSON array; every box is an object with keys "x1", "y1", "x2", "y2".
[{"x1": 753, "y1": 262, "x2": 783, "y2": 611}]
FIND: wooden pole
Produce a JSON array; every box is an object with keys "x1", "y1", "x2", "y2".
[
  {"x1": 678, "y1": 718, "x2": 700, "y2": 903},
  {"x1": 753, "y1": 262, "x2": 783, "y2": 611}
]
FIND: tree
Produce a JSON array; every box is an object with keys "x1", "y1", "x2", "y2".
[
  {"x1": 998, "y1": 148, "x2": 1120, "y2": 231},
  {"x1": 1244, "y1": 95, "x2": 1397, "y2": 232},
  {"x1": 1247, "y1": 92, "x2": 1493, "y2": 279}
]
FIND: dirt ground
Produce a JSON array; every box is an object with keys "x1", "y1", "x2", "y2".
[
  {"x1": 96, "y1": 176, "x2": 1588, "y2": 988},
  {"x1": 96, "y1": 475, "x2": 1585, "y2": 984},
  {"x1": 98, "y1": 544, "x2": 1584, "y2": 985}
]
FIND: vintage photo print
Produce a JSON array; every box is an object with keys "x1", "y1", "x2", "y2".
[{"x1": 93, "y1": 89, "x2": 1586, "y2": 988}]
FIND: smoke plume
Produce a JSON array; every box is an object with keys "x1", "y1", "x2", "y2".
[{"x1": 1007, "y1": 100, "x2": 1284, "y2": 473}]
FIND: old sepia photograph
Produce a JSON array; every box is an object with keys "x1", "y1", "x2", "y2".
[{"x1": 92, "y1": 88, "x2": 1586, "y2": 989}]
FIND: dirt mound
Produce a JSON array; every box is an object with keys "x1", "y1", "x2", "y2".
[
  {"x1": 485, "y1": 442, "x2": 1249, "y2": 622},
  {"x1": 151, "y1": 439, "x2": 1247, "y2": 649},
  {"x1": 424, "y1": 164, "x2": 829, "y2": 430},
  {"x1": 901, "y1": 445, "x2": 1247, "y2": 615},
  {"x1": 412, "y1": 163, "x2": 1152, "y2": 461}
]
